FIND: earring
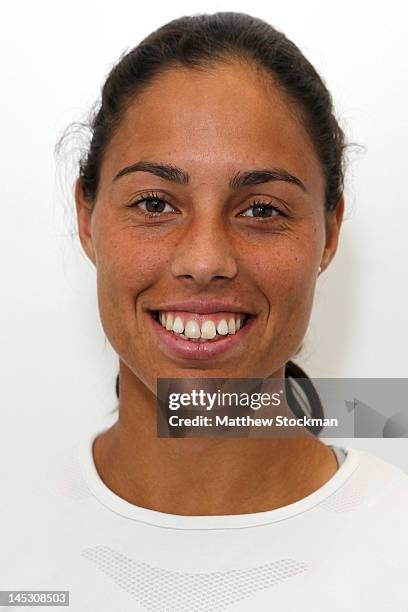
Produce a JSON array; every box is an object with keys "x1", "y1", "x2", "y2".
[{"x1": 318, "y1": 266, "x2": 322, "y2": 274}]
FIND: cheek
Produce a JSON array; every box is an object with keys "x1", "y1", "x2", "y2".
[
  {"x1": 93, "y1": 228, "x2": 169, "y2": 377},
  {"x1": 241, "y1": 222, "x2": 323, "y2": 351},
  {"x1": 243, "y1": 230, "x2": 321, "y2": 298},
  {"x1": 92, "y1": 221, "x2": 169, "y2": 340},
  {"x1": 95, "y1": 227, "x2": 165, "y2": 296}
]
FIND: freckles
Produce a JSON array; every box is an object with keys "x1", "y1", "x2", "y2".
[
  {"x1": 124, "y1": 249, "x2": 163, "y2": 287},
  {"x1": 98, "y1": 220, "x2": 160, "y2": 276}
]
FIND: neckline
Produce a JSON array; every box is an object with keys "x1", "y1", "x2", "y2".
[{"x1": 78, "y1": 425, "x2": 360, "y2": 530}]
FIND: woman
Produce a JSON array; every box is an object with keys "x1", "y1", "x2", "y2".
[{"x1": 2, "y1": 12, "x2": 407, "y2": 611}]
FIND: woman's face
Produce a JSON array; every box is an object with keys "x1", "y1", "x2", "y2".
[{"x1": 76, "y1": 60, "x2": 343, "y2": 390}]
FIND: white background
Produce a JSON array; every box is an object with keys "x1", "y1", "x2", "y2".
[{"x1": 1, "y1": 0, "x2": 407, "y2": 486}]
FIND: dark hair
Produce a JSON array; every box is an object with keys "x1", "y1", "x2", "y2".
[{"x1": 78, "y1": 12, "x2": 347, "y2": 435}]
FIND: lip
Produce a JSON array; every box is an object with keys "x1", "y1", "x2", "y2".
[
  {"x1": 147, "y1": 300, "x2": 254, "y2": 315},
  {"x1": 146, "y1": 310, "x2": 257, "y2": 361}
]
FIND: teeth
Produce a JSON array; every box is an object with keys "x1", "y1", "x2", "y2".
[
  {"x1": 217, "y1": 319, "x2": 229, "y2": 335},
  {"x1": 172, "y1": 316, "x2": 184, "y2": 334},
  {"x1": 184, "y1": 320, "x2": 201, "y2": 339},
  {"x1": 201, "y1": 320, "x2": 217, "y2": 339},
  {"x1": 156, "y1": 311, "x2": 248, "y2": 340}
]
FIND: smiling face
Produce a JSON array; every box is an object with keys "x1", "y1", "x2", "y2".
[{"x1": 76, "y1": 59, "x2": 343, "y2": 391}]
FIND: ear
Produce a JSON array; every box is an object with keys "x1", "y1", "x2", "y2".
[
  {"x1": 321, "y1": 195, "x2": 345, "y2": 270},
  {"x1": 75, "y1": 178, "x2": 96, "y2": 266}
]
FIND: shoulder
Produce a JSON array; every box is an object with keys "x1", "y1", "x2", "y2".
[
  {"x1": 321, "y1": 446, "x2": 408, "y2": 567},
  {"x1": 324, "y1": 445, "x2": 408, "y2": 513},
  {"x1": 0, "y1": 442, "x2": 94, "y2": 586},
  {"x1": 0, "y1": 442, "x2": 92, "y2": 545}
]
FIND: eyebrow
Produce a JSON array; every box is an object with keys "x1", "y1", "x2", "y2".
[{"x1": 113, "y1": 160, "x2": 307, "y2": 193}]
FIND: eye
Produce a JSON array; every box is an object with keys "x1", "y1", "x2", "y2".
[
  {"x1": 128, "y1": 193, "x2": 177, "y2": 216},
  {"x1": 239, "y1": 201, "x2": 285, "y2": 220}
]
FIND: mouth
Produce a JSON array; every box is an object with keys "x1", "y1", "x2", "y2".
[
  {"x1": 146, "y1": 309, "x2": 257, "y2": 360},
  {"x1": 149, "y1": 310, "x2": 253, "y2": 342}
]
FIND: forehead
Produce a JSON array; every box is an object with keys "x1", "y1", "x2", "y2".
[{"x1": 100, "y1": 61, "x2": 324, "y2": 195}]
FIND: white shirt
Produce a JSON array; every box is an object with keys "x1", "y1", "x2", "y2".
[{"x1": 1, "y1": 426, "x2": 408, "y2": 611}]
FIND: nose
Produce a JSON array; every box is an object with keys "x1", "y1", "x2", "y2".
[{"x1": 170, "y1": 214, "x2": 238, "y2": 287}]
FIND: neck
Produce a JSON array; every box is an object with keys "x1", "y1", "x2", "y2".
[{"x1": 93, "y1": 363, "x2": 338, "y2": 516}]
